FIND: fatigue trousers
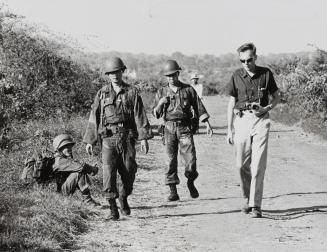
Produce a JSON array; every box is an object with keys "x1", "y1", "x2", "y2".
[
  {"x1": 234, "y1": 111, "x2": 271, "y2": 208},
  {"x1": 60, "y1": 172, "x2": 91, "y2": 196},
  {"x1": 102, "y1": 133, "x2": 137, "y2": 200},
  {"x1": 164, "y1": 121, "x2": 198, "y2": 185}
]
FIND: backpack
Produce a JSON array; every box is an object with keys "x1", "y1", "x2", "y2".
[{"x1": 22, "y1": 149, "x2": 55, "y2": 184}]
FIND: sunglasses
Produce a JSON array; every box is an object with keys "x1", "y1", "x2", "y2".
[{"x1": 240, "y1": 58, "x2": 254, "y2": 64}]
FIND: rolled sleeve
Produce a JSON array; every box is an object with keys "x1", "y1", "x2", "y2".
[
  {"x1": 134, "y1": 91, "x2": 153, "y2": 140},
  {"x1": 227, "y1": 75, "x2": 237, "y2": 98}
]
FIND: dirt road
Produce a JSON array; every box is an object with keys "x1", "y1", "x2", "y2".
[{"x1": 77, "y1": 96, "x2": 327, "y2": 252}]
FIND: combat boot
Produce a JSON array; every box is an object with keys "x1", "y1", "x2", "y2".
[
  {"x1": 187, "y1": 180, "x2": 199, "y2": 198},
  {"x1": 168, "y1": 184, "x2": 180, "y2": 201},
  {"x1": 108, "y1": 199, "x2": 120, "y2": 220},
  {"x1": 119, "y1": 196, "x2": 131, "y2": 216}
]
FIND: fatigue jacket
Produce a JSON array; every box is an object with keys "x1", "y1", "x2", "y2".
[
  {"x1": 153, "y1": 82, "x2": 209, "y2": 122},
  {"x1": 83, "y1": 82, "x2": 152, "y2": 145},
  {"x1": 53, "y1": 153, "x2": 84, "y2": 173}
]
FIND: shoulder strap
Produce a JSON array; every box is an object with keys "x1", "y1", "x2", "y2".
[{"x1": 100, "y1": 90, "x2": 106, "y2": 127}]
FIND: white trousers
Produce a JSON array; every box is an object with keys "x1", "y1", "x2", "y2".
[{"x1": 234, "y1": 111, "x2": 271, "y2": 208}]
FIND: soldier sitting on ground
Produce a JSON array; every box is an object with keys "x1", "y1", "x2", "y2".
[{"x1": 22, "y1": 134, "x2": 100, "y2": 207}]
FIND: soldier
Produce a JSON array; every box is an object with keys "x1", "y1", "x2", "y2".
[
  {"x1": 190, "y1": 73, "x2": 203, "y2": 99},
  {"x1": 226, "y1": 43, "x2": 280, "y2": 218},
  {"x1": 153, "y1": 60, "x2": 213, "y2": 201},
  {"x1": 52, "y1": 134, "x2": 100, "y2": 206},
  {"x1": 83, "y1": 57, "x2": 152, "y2": 220}
]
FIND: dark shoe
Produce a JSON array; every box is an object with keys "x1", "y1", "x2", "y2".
[
  {"x1": 250, "y1": 207, "x2": 262, "y2": 218},
  {"x1": 187, "y1": 180, "x2": 199, "y2": 198},
  {"x1": 108, "y1": 199, "x2": 120, "y2": 220},
  {"x1": 241, "y1": 199, "x2": 251, "y2": 214},
  {"x1": 119, "y1": 196, "x2": 131, "y2": 216},
  {"x1": 168, "y1": 184, "x2": 180, "y2": 201}
]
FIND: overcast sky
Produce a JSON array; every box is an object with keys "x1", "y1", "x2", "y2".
[{"x1": 3, "y1": 0, "x2": 327, "y2": 56}]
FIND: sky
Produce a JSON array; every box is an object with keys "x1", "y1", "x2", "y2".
[{"x1": 3, "y1": 0, "x2": 327, "y2": 56}]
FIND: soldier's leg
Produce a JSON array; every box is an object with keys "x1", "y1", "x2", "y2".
[
  {"x1": 165, "y1": 127, "x2": 180, "y2": 185},
  {"x1": 102, "y1": 138, "x2": 119, "y2": 200},
  {"x1": 118, "y1": 136, "x2": 137, "y2": 197},
  {"x1": 178, "y1": 133, "x2": 198, "y2": 181},
  {"x1": 61, "y1": 172, "x2": 80, "y2": 196},
  {"x1": 249, "y1": 117, "x2": 270, "y2": 209},
  {"x1": 178, "y1": 130, "x2": 199, "y2": 198},
  {"x1": 234, "y1": 115, "x2": 252, "y2": 211},
  {"x1": 102, "y1": 137, "x2": 120, "y2": 219}
]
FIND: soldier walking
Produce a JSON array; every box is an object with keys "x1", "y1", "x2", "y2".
[
  {"x1": 153, "y1": 60, "x2": 213, "y2": 201},
  {"x1": 226, "y1": 43, "x2": 280, "y2": 218},
  {"x1": 83, "y1": 57, "x2": 152, "y2": 220}
]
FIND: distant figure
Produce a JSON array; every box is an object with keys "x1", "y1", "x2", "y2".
[
  {"x1": 153, "y1": 60, "x2": 213, "y2": 202},
  {"x1": 226, "y1": 43, "x2": 280, "y2": 218},
  {"x1": 190, "y1": 73, "x2": 203, "y2": 99}
]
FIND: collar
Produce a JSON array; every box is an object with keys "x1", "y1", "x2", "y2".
[
  {"x1": 241, "y1": 66, "x2": 258, "y2": 78},
  {"x1": 102, "y1": 81, "x2": 129, "y2": 94}
]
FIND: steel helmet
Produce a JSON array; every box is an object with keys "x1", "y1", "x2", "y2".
[
  {"x1": 163, "y1": 60, "x2": 182, "y2": 76},
  {"x1": 53, "y1": 134, "x2": 76, "y2": 151},
  {"x1": 104, "y1": 57, "x2": 127, "y2": 74}
]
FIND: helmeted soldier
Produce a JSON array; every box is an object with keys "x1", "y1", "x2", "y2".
[
  {"x1": 52, "y1": 134, "x2": 100, "y2": 206},
  {"x1": 153, "y1": 60, "x2": 213, "y2": 201},
  {"x1": 83, "y1": 57, "x2": 152, "y2": 220}
]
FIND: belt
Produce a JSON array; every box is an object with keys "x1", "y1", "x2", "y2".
[{"x1": 165, "y1": 120, "x2": 189, "y2": 127}]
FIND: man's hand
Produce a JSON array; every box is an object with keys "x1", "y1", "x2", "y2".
[
  {"x1": 206, "y1": 124, "x2": 213, "y2": 137},
  {"x1": 254, "y1": 104, "x2": 269, "y2": 117},
  {"x1": 86, "y1": 144, "x2": 93, "y2": 155},
  {"x1": 158, "y1": 96, "x2": 170, "y2": 107},
  {"x1": 91, "y1": 165, "x2": 99, "y2": 176},
  {"x1": 140, "y1": 139, "x2": 149, "y2": 154},
  {"x1": 226, "y1": 129, "x2": 234, "y2": 145}
]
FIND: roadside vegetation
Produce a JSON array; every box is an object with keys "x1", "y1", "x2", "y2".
[{"x1": 0, "y1": 6, "x2": 326, "y2": 251}]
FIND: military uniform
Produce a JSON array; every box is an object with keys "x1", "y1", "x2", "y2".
[
  {"x1": 83, "y1": 81, "x2": 152, "y2": 201},
  {"x1": 153, "y1": 82, "x2": 209, "y2": 186},
  {"x1": 53, "y1": 153, "x2": 93, "y2": 196}
]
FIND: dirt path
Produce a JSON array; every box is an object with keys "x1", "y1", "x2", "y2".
[{"x1": 77, "y1": 96, "x2": 327, "y2": 252}]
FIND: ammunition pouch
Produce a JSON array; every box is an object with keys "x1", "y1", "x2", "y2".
[{"x1": 99, "y1": 123, "x2": 129, "y2": 138}]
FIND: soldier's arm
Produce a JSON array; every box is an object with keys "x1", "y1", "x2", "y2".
[
  {"x1": 83, "y1": 91, "x2": 101, "y2": 145},
  {"x1": 152, "y1": 89, "x2": 165, "y2": 119},
  {"x1": 191, "y1": 88, "x2": 210, "y2": 122},
  {"x1": 133, "y1": 90, "x2": 153, "y2": 140}
]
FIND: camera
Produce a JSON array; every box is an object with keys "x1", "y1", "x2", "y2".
[{"x1": 245, "y1": 102, "x2": 260, "y2": 111}]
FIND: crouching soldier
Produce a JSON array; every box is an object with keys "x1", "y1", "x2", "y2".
[{"x1": 52, "y1": 134, "x2": 100, "y2": 206}]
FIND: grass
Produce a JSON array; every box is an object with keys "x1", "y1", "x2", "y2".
[{"x1": 0, "y1": 114, "x2": 103, "y2": 251}]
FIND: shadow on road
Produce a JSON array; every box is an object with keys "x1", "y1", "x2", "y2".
[
  {"x1": 263, "y1": 205, "x2": 327, "y2": 220},
  {"x1": 143, "y1": 209, "x2": 240, "y2": 219},
  {"x1": 264, "y1": 191, "x2": 327, "y2": 200}
]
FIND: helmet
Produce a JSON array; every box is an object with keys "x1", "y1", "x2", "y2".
[
  {"x1": 104, "y1": 57, "x2": 127, "y2": 74},
  {"x1": 53, "y1": 134, "x2": 75, "y2": 151},
  {"x1": 190, "y1": 73, "x2": 199, "y2": 80},
  {"x1": 163, "y1": 60, "x2": 182, "y2": 76}
]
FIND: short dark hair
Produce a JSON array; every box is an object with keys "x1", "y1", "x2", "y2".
[{"x1": 237, "y1": 43, "x2": 256, "y2": 55}]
